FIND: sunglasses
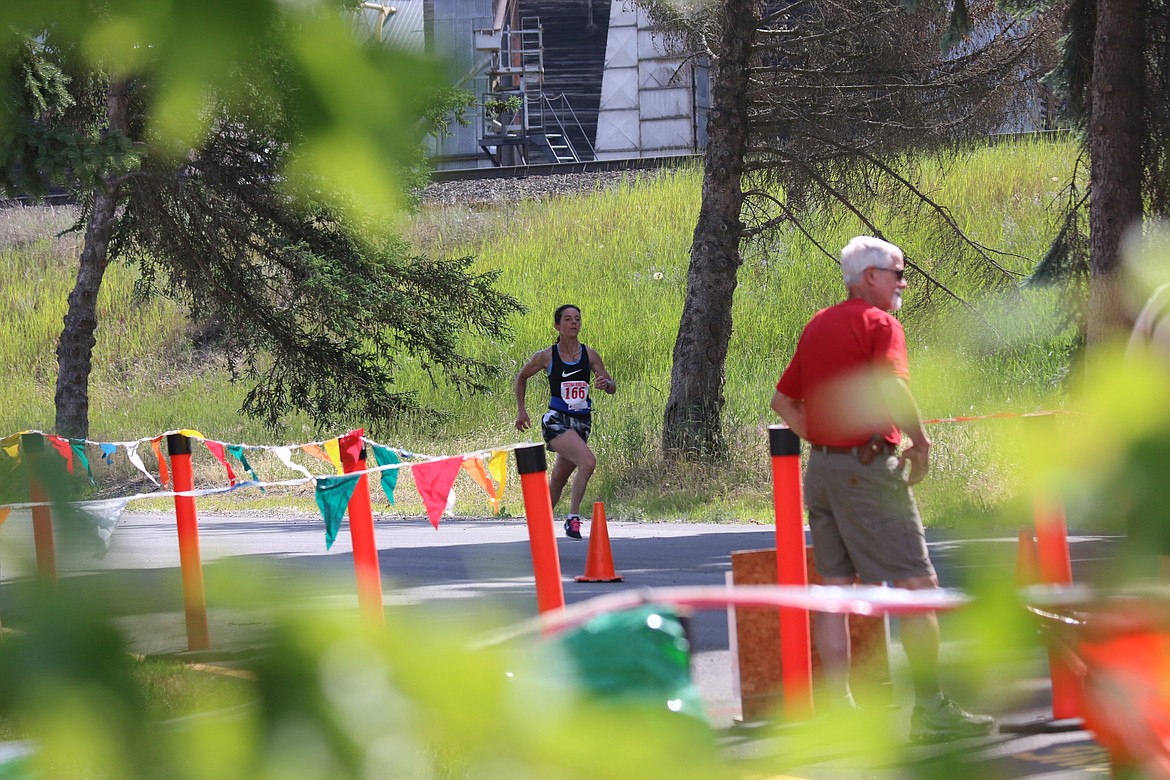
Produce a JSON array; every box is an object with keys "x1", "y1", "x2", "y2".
[{"x1": 871, "y1": 266, "x2": 906, "y2": 281}]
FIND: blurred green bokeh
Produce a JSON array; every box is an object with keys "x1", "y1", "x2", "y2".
[{"x1": 0, "y1": 0, "x2": 448, "y2": 225}]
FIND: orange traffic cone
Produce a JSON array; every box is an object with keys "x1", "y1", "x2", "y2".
[
  {"x1": 1016, "y1": 526, "x2": 1039, "y2": 586},
  {"x1": 576, "y1": 502, "x2": 624, "y2": 583}
]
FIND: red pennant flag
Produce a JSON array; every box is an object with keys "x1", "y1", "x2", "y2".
[
  {"x1": 47, "y1": 435, "x2": 75, "y2": 473},
  {"x1": 150, "y1": 436, "x2": 169, "y2": 487},
  {"x1": 461, "y1": 457, "x2": 499, "y2": 513},
  {"x1": 338, "y1": 428, "x2": 365, "y2": 472},
  {"x1": 412, "y1": 457, "x2": 462, "y2": 529},
  {"x1": 203, "y1": 440, "x2": 237, "y2": 486}
]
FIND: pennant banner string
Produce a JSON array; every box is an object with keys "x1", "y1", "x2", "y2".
[{"x1": 0, "y1": 442, "x2": 533, "y2": 512}]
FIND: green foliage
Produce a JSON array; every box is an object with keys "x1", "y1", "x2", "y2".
[
  {"x1": 941, "y1": 0, "x2": 973, "y2": 54},
  {"x1": 113, "y1": 116, "x2": 523, "y2": 431},
  {"x1": 0, "y1": 38, "x2": 138, "y2": 197},
  {"x1": 0, "y1": 5, "x2": 512, "y2": 437},
  {"x1": 404, "y1": 137, "x2": 1083, "y2": 525},
  {"x1": 0, "y1": 580, "x2": 738, "y2": 779},
  {"x1": 1, "y1": 137, "x2": 1083, "y2": 523},
  {"x1": 0, "y1": 0, "x2": 448, "y2": 217},
  {"x1": 1044, "y1": 0, "x2": 1095, "y2": 125}
]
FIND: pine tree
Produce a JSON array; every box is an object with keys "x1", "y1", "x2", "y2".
[{"x1": 1, "y1": 14, "x2": 516, "y2": 439}]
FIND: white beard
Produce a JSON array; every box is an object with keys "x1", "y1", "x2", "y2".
[{"x1": 891, "y1": 291, "x2": 903, "y2": 312}]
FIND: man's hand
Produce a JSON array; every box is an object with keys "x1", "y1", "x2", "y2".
[
  {"x1": 899, "y1": 440, "x2": 930, "y2": 485},
  {"x1": 515, "y1": 410, "x2": 531, "y2": 432},
  {"x1": 771, "y1": 390, "x2": 808, "y2": 439}
]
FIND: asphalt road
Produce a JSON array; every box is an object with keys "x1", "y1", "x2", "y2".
[{"x1": 0, "y1": 511, "x2": 1130, "y2": 777}]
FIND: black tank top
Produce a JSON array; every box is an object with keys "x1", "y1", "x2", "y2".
[{"x1": 547, "y1": 342, "x2": 591, "y2": 417}]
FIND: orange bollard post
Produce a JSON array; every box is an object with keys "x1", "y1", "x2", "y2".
[
  {"x1": 167, "y1": 433, "x2": 210, "y2": 651},
  {"x1": 1030, "y1": 413, "x2": 1080, "y2": 721},
  {"x1": 576, "y1": 502, "x2": 623, "y2": 582},
  {"x1": 515, "y1": 444, "x2": 565, "y2": 618},
  {"x1": 769, "y1": 425, "x2": 814, "y2": 720},
  {"x1": 340, "y1": 445, "x2": 385, "y2": 626},
  {"x1": 22, "y1": 434, "x2": 56, "y2": 583},
  {"x1": 1015, "y1": 526, "x2": 1039, "y2": 587},
  {"x1": 1034, "y1": 487, "x2": 1081, "y2": 720}
]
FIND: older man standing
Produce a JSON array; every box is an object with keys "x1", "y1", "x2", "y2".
[{"x1": 771, "y1": 236, "x2": 994, "y2": 742}]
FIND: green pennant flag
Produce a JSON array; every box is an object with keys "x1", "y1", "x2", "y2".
[
  {"x1": 226, "y1": 445, "x2": 259, "y2": 481},
  {"x1": 371, "y1": 444, "x2": 400, "y2": 505},
  {"x1": 314, "y1": 474, "x2": 361, "y2": 549},
  {"x1": 69, "y1": 439, "x2": 95, "y2": 485},
  {"x1": 227, "y1": 444, "x2": 265, "y2": 493}
]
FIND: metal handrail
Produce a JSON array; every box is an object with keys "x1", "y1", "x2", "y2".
[{"x1": 540, "y1": 93, "x2": 596, "y2": 160}]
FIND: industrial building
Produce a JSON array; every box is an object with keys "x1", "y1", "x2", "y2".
[{"x1": 356, "y1": 0, "x2": 710, "y2": 170}]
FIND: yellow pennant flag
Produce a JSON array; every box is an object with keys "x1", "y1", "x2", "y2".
[
  {"x1": 487, "y1": 449, "x2": 508, "y2": 513},
  {"x1": 1, "y1": 430, "x2": 30, "y2": 460},
  {"x1": 323, "y1": 438, "x2": 345, "y2": 475},
  {"x1": 461, "y1": 457, "x2": 498, "y2": 513},
  {"x1": 177, "y1": 429, "x2": 205, "y2": 439}
]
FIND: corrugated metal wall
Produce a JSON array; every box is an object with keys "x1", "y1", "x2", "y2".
[{"x1": 429, "y1": 0, "x2": 496, "y2": 168}]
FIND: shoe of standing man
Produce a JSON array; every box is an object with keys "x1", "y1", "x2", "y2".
[
  {"x1": 909, "y1": 696, "x2": 996, "y2": 743},
  {"x1": 563, "y1": 514, "x2": 582, "y2": 539}
]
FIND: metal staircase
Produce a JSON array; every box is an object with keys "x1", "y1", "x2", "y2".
[{"x1": 474, "y1": 14, "x2": 591, "y2": 166}]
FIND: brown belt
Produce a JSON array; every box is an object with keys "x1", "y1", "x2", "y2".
[{"x1": 809, "y1": 441, "x2": 895, "y2": 459}]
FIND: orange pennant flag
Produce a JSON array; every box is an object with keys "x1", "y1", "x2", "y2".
[
  {"x1": 301, "y1": 443, "x2": 334, "y2": 466},
  {"x1": 0, "y1": 506, "x2": 9, "y2": 526},
  {"x1": 461, "y1": 457, "x2": 499, "y2": 513},
  {"x1": 412, "y1": 457, "x2": 462, "y2": 529},
  {"x1": 150, "y1": 436, "x2": 169, "y2": 487}
]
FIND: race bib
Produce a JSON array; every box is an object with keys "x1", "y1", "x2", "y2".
[{"x1": 561, "y1": 380, "x2": 590, "y2": 411}]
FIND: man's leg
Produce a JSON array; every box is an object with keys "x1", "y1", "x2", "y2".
[
  {"x1": 896, "y1": 575, "x2": 993, "y2": 741},
  {"x1": 815, "y1": 575, "x2": 856, "y2": 705},
  {"x1": 894, "y1": 575, "x2": 942, "y2": 700},
  {"x1": 549, "y1": 431, "x2": 595, "y2": 517}
]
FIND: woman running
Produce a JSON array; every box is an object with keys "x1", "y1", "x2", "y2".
[{"x1": 514, "y1": 304, "x2": 616, "y2": 538}]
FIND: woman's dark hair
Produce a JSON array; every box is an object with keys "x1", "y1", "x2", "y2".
[{"x1": 553, "y1": 304, "x2": 580, "y2": 325}]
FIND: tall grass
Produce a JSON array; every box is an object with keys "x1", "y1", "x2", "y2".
[{"x1": 0, "y1": 137, "x2": 1083, "y2": 525}]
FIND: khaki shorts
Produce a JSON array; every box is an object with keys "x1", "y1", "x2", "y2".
[{"x1": 804, "y1": 450, "x2": 935, "y2": 584}]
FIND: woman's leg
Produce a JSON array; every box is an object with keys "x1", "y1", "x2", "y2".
[{"x1": 548, "y1": 430, "x2": 596, "y2": 516}]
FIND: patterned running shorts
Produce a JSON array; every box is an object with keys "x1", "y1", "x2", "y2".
[{"x1": 541, "y1": 409, "x2": 592, "y2": 451}]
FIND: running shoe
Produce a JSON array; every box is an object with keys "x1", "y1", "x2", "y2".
[
  {"x1": 909, "y1": 696, "x2": 995, "y2": 743},
  {"x1": 563, "y1": 515, "x2": 582, "y2": 539}
]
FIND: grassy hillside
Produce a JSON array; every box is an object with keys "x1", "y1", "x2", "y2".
[{"x1": 0, "y1": 137, "x2": 1084, "y2": 526}]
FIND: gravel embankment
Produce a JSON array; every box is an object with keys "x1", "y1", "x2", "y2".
[{"x1": 420, "y1": 170, "x2": 670, "y2": 207}]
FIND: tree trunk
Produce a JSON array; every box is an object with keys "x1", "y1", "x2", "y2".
[
  {"x1": 53, "y1": 79, "x2": 129, "y2": 439},
  {"x1": 1087, "y1": 0, "x2": 1145, "y2": 345},
  {"x1": 661, "y1": 0, "x2": 757, "y2": 460}
]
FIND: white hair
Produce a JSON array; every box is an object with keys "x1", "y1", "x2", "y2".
[{"x1": 840, "y1": 236, "x2": 903, "y2": 286}]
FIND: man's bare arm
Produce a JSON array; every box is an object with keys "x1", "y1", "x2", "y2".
[
  {"x1": 881, "y1": 377, "x2": 930, "y2": 485},
  {"x1": 771, "y1": 390, "x2": 808, "y2": 440}
]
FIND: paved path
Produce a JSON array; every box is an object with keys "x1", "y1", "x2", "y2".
[{"x1": 0, "y1": 511, "x2": 1130, "y2": 777}]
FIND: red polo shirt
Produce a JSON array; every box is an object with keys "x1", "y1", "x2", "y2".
[{"x1": 776, "y1": 298, "x2": 910, "y2": 448}]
